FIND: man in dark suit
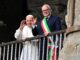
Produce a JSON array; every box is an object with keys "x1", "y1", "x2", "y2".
[
  {"x1": 37, "y1": 4, "x2": 61, "y2": 35},
  {"x1": 36, "y1": 4, "x2": 62, "y2": 60}
]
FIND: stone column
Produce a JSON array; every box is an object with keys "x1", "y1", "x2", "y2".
[
  {"x1": 74, "y1": 0, "x2": 80, "y2": 25},
  {"x1": 65, "y1": 0, "x2": 75, "y2": 27}
]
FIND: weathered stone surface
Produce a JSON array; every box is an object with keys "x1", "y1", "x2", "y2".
[
  {"x1": 74, "y1": 0, "x2": 80, "y2": 26},
  {"x1": 65, "y1": 0, "x2": 75, "y2": 27},
  {"x1": 58, "y1": 0, "x2": 80, "y2": 59},
  {"x1": 58, "y1": 31, "x2": 80, "y2": 60},
  {"x1": 59, "y1": 0, "x2": 80, "y2": 59},
  {"x1": 65, "y1": 0, "x2": 80, "y2": 27}
]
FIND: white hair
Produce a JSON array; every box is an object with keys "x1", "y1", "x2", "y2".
[
  {"x1": 41, "y1": 4, "x2": 52, "y2": 16},
  {"x1": 41, "y1": 4, "x2": 52, "y2": 11},
  {"x1": 26, "y1": 14, "x2": 34, "y2": 19}
]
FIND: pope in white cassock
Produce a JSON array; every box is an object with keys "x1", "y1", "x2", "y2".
[{"x1": 14, "y1": 15, "x2": 38, "y2": 60}]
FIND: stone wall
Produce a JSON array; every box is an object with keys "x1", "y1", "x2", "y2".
[
  {"x1": 74, "y1": 0, "x2": 80, "y2": 25},
  {"x1": 59, "y1": 29, "x2": 80, "y2": 60},
  {"x1": 58, "y1": 0, "x2": 80, "y2": 60}
]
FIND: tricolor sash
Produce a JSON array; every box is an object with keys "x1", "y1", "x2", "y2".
[{"x1": 41, "y1": 17, "x2": 55, "y2": 60}]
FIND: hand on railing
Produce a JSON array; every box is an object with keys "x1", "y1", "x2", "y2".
[{"x1": 44, "y1": 32, "x2": 49, "y2": 36}]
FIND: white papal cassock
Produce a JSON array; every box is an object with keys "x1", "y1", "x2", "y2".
[{"x1": 14, "y1": 26, "x2": 38, "y2": 60}]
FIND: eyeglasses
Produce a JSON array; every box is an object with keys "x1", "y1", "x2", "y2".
[{"x1": 42, "y1": 9, "x2": 50, "y2": 12}]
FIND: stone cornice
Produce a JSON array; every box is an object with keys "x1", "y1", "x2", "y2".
[{"x1": 66, "y1": 25, "x2": 80, "y2": 36}]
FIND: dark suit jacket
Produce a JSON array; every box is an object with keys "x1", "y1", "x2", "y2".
[
  {"x1": 32, "y1": 26, "x2": 38, "y2": 36},
  {"x1": 32, "y1": 16, "x2": 61, "y2": 60},
  {"x1": 36, "y1": 15, "x2": 62, "y2": 35},
  {"x1": 35, "y1": 15, "x2": 62, "y2": 60}
]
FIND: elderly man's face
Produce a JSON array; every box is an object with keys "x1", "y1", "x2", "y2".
[
  {"x1": 42, "y1": 5, "x2": 51, "y2": 17},
  {"x1": 26, "y1": 16, "x2": 33, "y2": 27}
]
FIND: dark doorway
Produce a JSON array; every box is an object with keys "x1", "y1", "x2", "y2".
[{"x1": 0, "y1": 0, "x2": 29, "y2": 42}]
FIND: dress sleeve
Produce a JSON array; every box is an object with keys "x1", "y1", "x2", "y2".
[{"x1": 14, "y1": 28, "x2": 22, "y2": 40}]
